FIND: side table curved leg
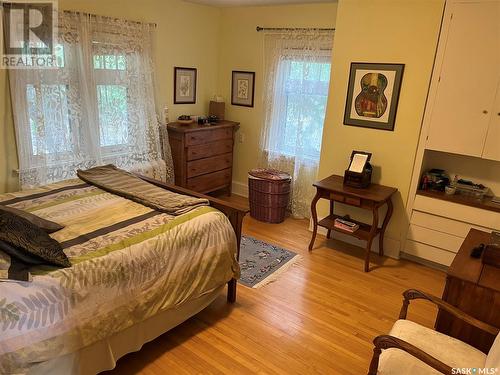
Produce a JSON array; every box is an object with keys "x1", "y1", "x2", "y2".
[
  {"x1": 379, "y1": 198, "x2": 394, "y2": 257},
  {"x1": 308, "y1": 190, "x2": 321, "y2": 251},
  {"x1": 365, "y1": 205, "x2": 379, "y2": 272}
]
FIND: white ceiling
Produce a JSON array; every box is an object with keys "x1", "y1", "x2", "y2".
[{"x1": 184, "y1": 0, "x2": 335, "y2": 7}]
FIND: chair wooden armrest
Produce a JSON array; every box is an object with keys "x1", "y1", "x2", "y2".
[
  {"x1": 399, "y1": 289, "x2": 499, "y2": 336},
  {"x1": 367, "y1": 335, "x2": 452, "y2": 375},
  {"x1": 137, "y1": 174, "x2": 249, "y2": 303}
]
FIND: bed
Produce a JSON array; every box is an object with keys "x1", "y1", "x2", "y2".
[{"x1": 0, "y1": 174, "x2": 247, "y2": 374}]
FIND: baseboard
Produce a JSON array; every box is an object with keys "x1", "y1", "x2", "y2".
[
  {"x1": 310, "y1": 218, "x2": 401, "y2": 259},
  {"x1": 400, "y1": 252, "x2": 449, "y2": 272},
  {"x1": 232, "y1": 181, "x2": 248, "y2": 198}
]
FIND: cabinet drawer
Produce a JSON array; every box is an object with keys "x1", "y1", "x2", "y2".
[
  {"x1": 187, "y1": 153, "x2": 233, "y2": 178},
  {"x1": 187, "y1": 168, "x2": 231, "y2": 193},
  {"x1": 330, "y1": 193, "x2": 345, "y2": 202},
  {"x1": 345, "y1": 197, "x2": 361, "y2": 206},
  {"x1": 404, "y1": 239, "x2": 455, "y2": 266},
  {"x1": 187, "y1": 139, "x2": 233, "y2": 161},
  {"x1": 186, "y1": 128, "x2": 233, "y2": 146},
  {"x1": 410, "y1": 210, "x2": 492, "y2": 238},
  {"x1": 407, "y1": 224, "x2": 464, "y2": 253}
]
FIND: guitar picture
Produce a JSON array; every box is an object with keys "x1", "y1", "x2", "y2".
[{"x1": 354, "y1": 72, "x2": 388, "y2": 118}]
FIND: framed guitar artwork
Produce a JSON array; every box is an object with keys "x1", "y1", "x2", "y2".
[{"x1": 343, "y1": 63, "x2": 404, "y2": 131}]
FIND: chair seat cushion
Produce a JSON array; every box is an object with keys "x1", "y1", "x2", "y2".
[
  {"x1": 378, "y1": 320, "x2": 486, "y2": 375},
  {"x1": 485, "y1": 333, "x2": 500, "y2": 369}
]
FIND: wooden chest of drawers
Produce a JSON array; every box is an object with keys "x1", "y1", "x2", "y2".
[{"x1": 167, "y1": 120, "x2": 239, "y2": 194}]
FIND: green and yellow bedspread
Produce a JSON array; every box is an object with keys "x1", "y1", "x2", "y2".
[{"x1": 0, "y1": 179, "x2": 239, "y2": 373}]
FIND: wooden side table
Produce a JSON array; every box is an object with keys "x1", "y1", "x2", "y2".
[
  {"x1": 309, "y1": 175, "x2": 397, "y2": 272},
  {"x1": 435, "y1": 229, "x2": 500, "y2": 353}
]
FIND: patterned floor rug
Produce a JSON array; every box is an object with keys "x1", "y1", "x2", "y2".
[{"x1": 239, "y1": 236, "x2": 302, "y2": 288}]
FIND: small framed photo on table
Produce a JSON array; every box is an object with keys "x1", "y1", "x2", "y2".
[
  {"x1": 231, "y1": 71, "x2": 255, "y2": 107},
  {"x1": 344, "y1": 63, "x2": 404, "y2": 131},
  {"x1": 174, "y1": 67, "x2": 197, "y2": 104}
]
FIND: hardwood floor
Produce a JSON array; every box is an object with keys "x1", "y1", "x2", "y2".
[{"x1": 106, "y1": 195, "x2": 446, "y2": 375}]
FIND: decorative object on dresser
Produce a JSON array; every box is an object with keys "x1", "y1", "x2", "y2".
[
  {"x1": 167, "y1": 120, "x2": 239, "y2": 195},
  {"x1": 231, "y1": 71, "x2": 255, "y2": 107},
  {"x1": 343, "y1": 62, "x2": 404, "y2": 131},
  {"x1": 174, "y1": 67, "x2": 197, "y2": 104},
  {"x1": 248, "y1": 168, "x2": 291, "y2": 224},
  {"x1": 209, "y1": 100, "x2": 225, "y2": 120},
  {"x1": 309, "y1": 174, "x2": 397, "y2": 272},
  {"x1": 435, "y1": 229, "x2": 500, "y2": 354}
]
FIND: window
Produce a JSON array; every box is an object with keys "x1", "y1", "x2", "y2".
[
  {"x1": 260, "y1": 31, "x2": 333, "y2": 219},
  {"x1": 274, "y1": 59, "x2": 331, "y2": 160},
  {"x1": 10, "y1": 13, "x2": 160, "y2": 188},
  {"x1": 93, "y1": 53, "x2": 129, "y2": 149}
]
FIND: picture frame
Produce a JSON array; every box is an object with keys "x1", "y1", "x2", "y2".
[
  {"x1": 343, "y1": 62, "x2": 404, "y2": 131},
  {"x1": 231, "y1": 71, "x2": 255, "y2": 107},
  {"x1": 174, "y1": 67, "x2": 197, "y2": 104}
]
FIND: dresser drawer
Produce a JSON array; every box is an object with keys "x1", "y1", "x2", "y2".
[
  {"x1": 187, "y1": 168, "x2": 231, "y2": 193},
  {"x1": 187, "y1": 153, "x2": 233, "y2": 178},
  {"x1": 186, "y1": 128, "x2": 233, "y2": 146},
  {"x1": 187, "y1": 139, "x2": 233, "y2": 161}
]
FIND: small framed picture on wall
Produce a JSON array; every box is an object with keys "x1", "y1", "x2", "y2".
[
  {"x1": 231, "y1": 71, "x2": 255, "y2": 107},
  {"x1": 343, "y1": 62, "x2": 404, "y2": 131},
  {"x1": 174, "y1": 67, "x2": 197, "y2": 104}
]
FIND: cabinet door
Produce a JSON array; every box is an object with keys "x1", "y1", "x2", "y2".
[
  {"x1": 482, "y1": 81, "x2": 500, "y2": 161},
  {"x1": 426, "y1": 1, "x2": 499, "y2": 157}
]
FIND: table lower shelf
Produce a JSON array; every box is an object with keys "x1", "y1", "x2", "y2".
[{"x1": 318, "y1": 214, "x2": 380, "y2": 241}]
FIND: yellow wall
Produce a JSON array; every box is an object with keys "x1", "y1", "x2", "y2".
[
  {"x1": 317, "y1": 0, "x2": 445, "y2": 252},
  {"x1": 0, "y1": 0, "x2": 222, "y2": 193},
  {"x1": 0, "y1": 70, "x2": 18, "y2": 192},
  {"x1": 217, "y1": 3, "x2": 338, "y2": 187}
]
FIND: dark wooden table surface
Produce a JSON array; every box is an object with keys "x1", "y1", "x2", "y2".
[
  {"x1": 435, "y1": 228, "x2": 500, "y2": 353},
  {"x1": 309, "y1": 175, "x2": 397, "y2": 272}
]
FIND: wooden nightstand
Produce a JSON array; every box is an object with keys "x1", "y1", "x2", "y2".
[
  {"x1": 309, "y1": 174, "x2": 397, "y2": 272},
  {"x1": 167, "y1": 120, "x2": 239, "y2": 195}
]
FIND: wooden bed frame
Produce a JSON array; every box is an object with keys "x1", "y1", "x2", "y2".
[{"x1": 138, "y1": 175, "x2": 249, "y2": 303}]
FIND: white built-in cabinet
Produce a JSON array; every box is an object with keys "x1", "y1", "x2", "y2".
[
  {"x1": 403, "y1": 0, "x2": 500, "y2": 268},
  {"x1": 426, "y1": 0, "x2": 500, "y2": 161}
]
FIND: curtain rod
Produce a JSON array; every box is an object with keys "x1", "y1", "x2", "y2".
[
  {"x1": 62, "y1": 10, "x2": 157, "y2": 28},
  {"x1": 256, "y1": 26, "x2": 335, "y2": 32}
]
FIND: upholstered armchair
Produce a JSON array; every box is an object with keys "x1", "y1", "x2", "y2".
[{"x1": 368, "y1": 289, "x2": 500, "y2": 375}]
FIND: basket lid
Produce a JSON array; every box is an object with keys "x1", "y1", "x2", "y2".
[{"x1": 249, "y1": 168, "x2": 291, "y2": 181}]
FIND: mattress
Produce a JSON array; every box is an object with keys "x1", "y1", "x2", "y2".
[{"x1": 0, "y1": 179, "x2": 239, "y2": 374}]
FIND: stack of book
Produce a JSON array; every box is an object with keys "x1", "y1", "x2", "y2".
[{"x1": 334, "y1": 217, "x2": 359, "y2": 233}]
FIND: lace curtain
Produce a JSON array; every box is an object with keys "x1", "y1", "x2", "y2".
[
  {"x1": 260, "y1": 30, "x2": 334, "y2": 218},
  {"x1": 9, "y1": 12, "x2": 168, "y2": 189}
]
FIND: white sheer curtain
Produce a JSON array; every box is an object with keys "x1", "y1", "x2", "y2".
[
  {"x1": 260, "y1": 30, "x2": 334, "y2": 218},
  {"x1": 9, "y1": 12, "x2": 164, "y2": 189}
]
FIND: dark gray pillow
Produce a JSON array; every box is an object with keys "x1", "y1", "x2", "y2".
[
  {"x1": 0, "y1": 205, "x2": 64, "y2": 234},
  {"x1": 0, "y1": 239, "x2": 46, "y2": 265},
  {"x1": 0, "y1": 250, "x2": 32, "y2": 282},
  {"x1": 0, "y1": 210, "x2": 70, "y2": 268}
]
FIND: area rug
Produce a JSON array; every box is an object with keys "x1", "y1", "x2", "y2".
[{"x1": 239, "y1": 236, "x2": 302, "y2": 288}]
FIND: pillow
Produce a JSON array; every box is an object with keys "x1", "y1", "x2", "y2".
[
  {"x1": 0, "y1": 239, "x2": 46, "y2": 265},
  {"x1": 0, "y1": 210, "x2": 70, "y2": 268},
  {"x1": 0, "y1": 205, "x2": 64, "y2": 234},
  {"x1": 0, "y1": 250, "x2": 32, "y2": 282}
]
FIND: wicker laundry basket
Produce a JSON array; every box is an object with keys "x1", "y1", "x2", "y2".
[{"x1": 248, "y1": 168, "x2": 291, "y2": 224}]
